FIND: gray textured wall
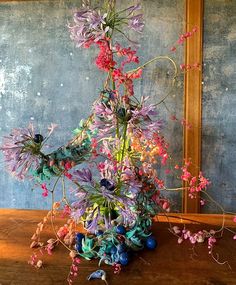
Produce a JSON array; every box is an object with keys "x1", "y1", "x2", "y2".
[
  {"x1": 0, "y1": 0, "x2": 184, "y2": 209},
  {"x1": 202, "y1": 0, "x2": 236, "y2": 212}
]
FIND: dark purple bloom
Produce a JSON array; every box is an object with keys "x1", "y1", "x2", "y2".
[{"x1": 100, "y1": 178, "x2": 115, "y2": 191}]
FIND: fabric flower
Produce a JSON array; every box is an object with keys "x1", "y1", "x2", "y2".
[
  {"x1": 128, "y1": 14, "x2": 145, "y2": 33},
  {"x1": 0, "y1": 124, "x2": 41, "y2": 179},
  {"x1": 69, "y1": 8, "x2": 109, "y2": 47},
  {"x1": 73, "y1": 168, "x2": 93, "y2": 183}
]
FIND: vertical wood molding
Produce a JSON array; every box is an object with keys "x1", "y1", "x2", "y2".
[{"x1": 183, "y1": 0, "x2": 204, "y2": 213}]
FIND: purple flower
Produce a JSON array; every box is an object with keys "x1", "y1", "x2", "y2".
[
  {"x1": 121, "y1": 168, "x2": 142, "y2": 196},
  {"x1": 0, "y1": 124, "x2": 40, "y2": 180},
  {"x1": 142, "y1": 121, "x2": 163, "y2": 139},
  {"x1": 131, "y1": 103, "x2": 158, "y2": 118},
  {"x1": 69, "y1": 8, "x2": 109, "y2": 47},
  {"x1": 90, "y1": 103, "x2": 117, "y2": 137},
  {"x1": 128, "y1": 14, "x2": 145, "y2": 33},
  {"x1": 71, "y1": 192, "x2": 90, "y2": 220},
  {"x1": 120, "y1": 3, "x2": 141, "y2": 15},
  {"x1": 128, "y1": 99, "x2": 163, "y2": 139},
  {"x1": 73, "y1": 168, "x2": 93, "y2": 183},
  {"x1": 94, "y1": 102, "x2": 113, "y2": 118},
  {"x1": 85, "y1": 207, "x2": 101, "y2": 233},
  {"x1": 117, "y1": 204, "x2": 138, "y2": 226},
  {"x1": 126, "y1": 4, "x2": 142, "y2": 14}
]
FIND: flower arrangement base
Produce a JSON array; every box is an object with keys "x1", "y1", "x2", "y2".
[{"x1": 74, "y1": 218, "x2": 156, "y2": 269}]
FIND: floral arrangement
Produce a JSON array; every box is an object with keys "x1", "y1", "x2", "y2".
[{"x1": 1, "y1": 1, "x2": 236, "y2": 284}]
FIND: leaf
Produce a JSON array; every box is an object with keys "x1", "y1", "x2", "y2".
[
  {"x1": 42, "y1": 166, "x2": 52, "y2": 178},
  {"x1": 52, "y1": 165, "x2": 62, "y2": 175}
]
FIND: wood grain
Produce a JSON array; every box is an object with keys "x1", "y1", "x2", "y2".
[
  {"x1": 183, "y1": 0, "x2": 204, "y2": 213},
  {"x1": 0, "y1": 209, "x2": 236, "y2": 285}
]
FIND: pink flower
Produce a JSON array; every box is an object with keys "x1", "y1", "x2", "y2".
[
  {"x1": 113, "y1": 263, "x2": 122, "y2": 274},
  {"x1": 189, "y1": 236, "x2": 197, "y2": 244},
  {"x1": 170, "y1": 115, "x2": 178, "y2": 121},
  {"x1": 172, "y1": 226, "x2": 181, "y2": 234},
  {"x1": 178, "y1": 237, "x2": 183, "y2": 244},
  {"x1": 233, "y1": 216, "x2": 236, "y2": 223},
  {"x1": 154, "y1": 178, "x2": 164, "y2": 189},
  {"x1": 95, "y1": 40, "x2": 116, "y2": 71},
  {"x1": 162, "y1": 200, "x2": 170, "y2": 211},
  {"x1": 181, "y1": 118, "x2": 192, "y2": 129},
  {"x1": 181, "y1": 167, "x2": 191, "y2": 181},
  {"x1": 65, "y1": 172, "x2": 73, "y2": 180},
  {"x1": 98, "y1": 162, "x2": 106, "y2": 171},
  {"x1": 65, "y1": 161, "x2": 72, "y2": 171},
  {"x1": 165, "y1": 169, "x2": 171, "y2": 174},
  {"x1": 208, "y1": 236, "x2": 216, "y2": 249},
  {"x1": 41, "y1": 183, "x2": 49, "y2": 197},
  {"x1": 128, "y1": 68, "x2": 142, "y2": 79},
  {"x1": 61, "y1": 205, "x2": 71, "y2": 218},
  {"x1": 200, "y1": 199, "x2": 205, "y2": 206}
]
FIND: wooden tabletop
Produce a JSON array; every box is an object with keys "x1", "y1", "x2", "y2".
[{"x1": 0, "y1": 209, "x2": 236, "y2": 285}]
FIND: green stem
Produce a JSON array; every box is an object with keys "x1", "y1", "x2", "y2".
[
  {"x1": 120, "y1": 122, "x2": 128, "y2": 163},
  {"x1": 50, "y1": 175, "x2": 62, "y2": 193},
  {"x1": 61, "y1": 177, "x2": 71, "y2": 207},
  {"x1": 128, "y1": 55, "x2": 178, "y2": 84}
]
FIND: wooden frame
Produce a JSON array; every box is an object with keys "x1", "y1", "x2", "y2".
[{"x1": 183, "y1": 0, "x2": 204, "y2": 213}]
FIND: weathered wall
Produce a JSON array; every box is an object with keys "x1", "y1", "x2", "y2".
[
  {"x1": 202, "y1": 0, "x2": 236, "y2": 212},
  {"x1": 0, "y1": 0, "x2": 184, "y2": 209}
]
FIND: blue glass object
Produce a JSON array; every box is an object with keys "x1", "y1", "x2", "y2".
[{"x1": 145, "y1": 236, "x2": 157, "y2": 250}]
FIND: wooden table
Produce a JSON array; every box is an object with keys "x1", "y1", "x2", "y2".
[{"x1": 0, "y1": 210, "x2": 236, "y2": 285}]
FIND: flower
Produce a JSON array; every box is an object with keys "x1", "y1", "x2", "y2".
[
  {"x1": 0, "y1": 124, "x2": 41, "y2": 179},
  {"x1": 126, "y1": 3, "x2": 142, "y2": 14},
  {"x1": 95, "y1": 40, "x2": 116, "y2": 71},
  {"x1": 41, "y1": 183, "x2": 49, "y2": 197},
  {"x1": 85, "y1": 207, "x2": 101, "y2": 233},
  {"x1": 73, "y1": 168, "x2": 93, "y2": 183},
  {"x1": 70, "y1": 190, "x2": 90, "y2": 221},
  {"x1": 69, "y1": 8, "x2": 109, "y2": 47},
  {"x1": 128, "y1": 14, "x2": 145, "y2": 33}
]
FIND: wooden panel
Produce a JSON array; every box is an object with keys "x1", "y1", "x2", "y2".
[
  {"x1": 156, "y1": 213, "x2": 236, "y2": 227},
  {"x1": 0, "y1": 209, "x2": 236, "y2": 285},
  {"x1": 183, "y1": 0, "x2": 204, "y2": 213}
]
